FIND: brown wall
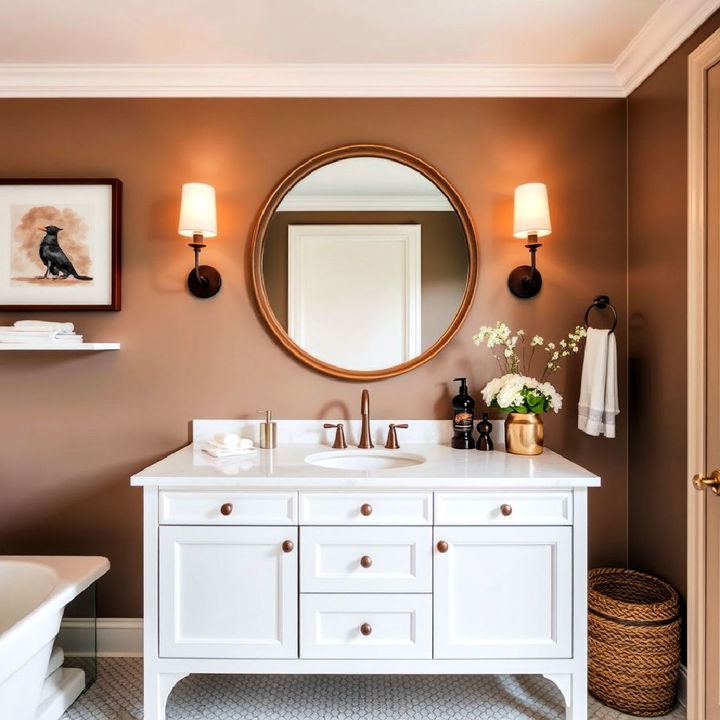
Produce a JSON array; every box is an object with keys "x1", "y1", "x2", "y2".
[
  {"x1": 628, "y1": 10, "x2": 720, "y2": 608},
  {"x1": 263, "y1": 210, "x2": 467, "y2": 350},
  {"x1": 0, "y1": 97, "x2": 628, "y2": 617}
]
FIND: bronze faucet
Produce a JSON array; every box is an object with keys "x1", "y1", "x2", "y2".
[{"x1": 358, "y1": 389, "x2": 374, "y2": 448}]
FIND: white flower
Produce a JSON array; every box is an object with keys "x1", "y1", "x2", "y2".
[
  {"x1": 531, "y1": 335, "x2": 544, "y2": 347},
  {"x1": 504, "y1": 348, "x2": 513, "y2": 357}
]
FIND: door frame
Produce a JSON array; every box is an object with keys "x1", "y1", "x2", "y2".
[{"x1": 688, "y1": 25, "x2": 720, "y2": 720}]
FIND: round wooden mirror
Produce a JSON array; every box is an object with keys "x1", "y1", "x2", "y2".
[{"x1": 250, "y1": 144, "x2": 477, "y2": 380}]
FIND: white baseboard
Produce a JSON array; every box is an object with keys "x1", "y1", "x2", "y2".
[
  {"x1": 678, "y1": 664, "x2": 688, "y2": 708},
  {"x1": 57, "y1": 618, "x2": 143, "y2": 657}
]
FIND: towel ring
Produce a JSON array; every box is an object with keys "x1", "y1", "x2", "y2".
[{"x1": 584, "y1": 295, "x2": 617, "y2": 334}]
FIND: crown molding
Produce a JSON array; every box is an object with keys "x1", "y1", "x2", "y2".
[
  {"x1": 0, "y1": 0, "x2": 718, "y2": 99},
  {"x1": 0, "y1": 63, "x2": 623, "y2": 98},
  {"x1": 615, "y1": 0, "x2": 720, "y2": 94}
]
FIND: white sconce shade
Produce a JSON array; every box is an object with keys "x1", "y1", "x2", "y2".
[
  {"x1": 513, "y1": 182, "x2": 551, "y2": 239},
  {"x1": 178, "y1": 183, "x2": 217, "y2": 238}
]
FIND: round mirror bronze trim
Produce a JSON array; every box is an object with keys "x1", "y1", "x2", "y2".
[{"x1": 250, "y1": 144, "x2": 478, "y2": 381}]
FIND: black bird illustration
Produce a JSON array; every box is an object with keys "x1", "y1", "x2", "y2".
[{"x1": 37, "y1": 225, "x2": 92, "y2": 281}]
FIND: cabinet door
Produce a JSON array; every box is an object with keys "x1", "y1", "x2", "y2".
[
  {"x1": 159, "y1": 526, "x2": 297, "y2": 658},
  {"x1": 433, "y1": 526, "x2": 572, "y2": 659}
]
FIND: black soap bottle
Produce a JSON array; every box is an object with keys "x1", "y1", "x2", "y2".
[{"x1": 451, "y1": 377, "x2": 475, "y2": 449}]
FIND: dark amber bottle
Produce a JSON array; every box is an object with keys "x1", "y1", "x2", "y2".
[{"x1": 451, "y1": 377, "x2": 474, "y2": 449}]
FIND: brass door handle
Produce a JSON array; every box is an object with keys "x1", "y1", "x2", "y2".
[
  {"x1": 220, "y1": 503, "x2": 233, "y2": 516},
  {"x1": 693, "y1": 470, "x2": 720, "y2": 495},
  {"x1": 281, "y1": 540, "x2": 294, "y2": 553},
  {"x1": 360, "y1": 555, "x2": 372, "y2": 568},
  {"x1": 360, "y1": 503, "x2": 373, "y2": 516},
  {"x1": 360, "y1": 623, "x2": 372, "y2": 636}
]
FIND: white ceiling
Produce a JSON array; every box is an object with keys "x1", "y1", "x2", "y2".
[
  {"x1": 0, "y1": 0, "x2": 661, "y2": 65},
  {"x1": 0, "y1": 0, "x2": 718, "y2": 97}
]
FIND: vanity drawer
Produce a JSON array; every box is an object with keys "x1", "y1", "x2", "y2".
[
  {"x1": 300, "y1": 593, "x2": 432, "y2": 659},
  {"x1": 159, "y1": 490, "x2": 298, "y2": 525},
  {"x1": 435, "y1": 491, "x2": 572, "y2": 525},
  {"x1": 300, "y1": 526, "x2": 432, "y2": 593},
  {"x1": 299, "y1": 492, "x2": 432, "y2": 525}
]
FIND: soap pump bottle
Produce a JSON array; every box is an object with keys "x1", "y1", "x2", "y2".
[
  {"x1": 257, "y1": 409, "x2": 277, "y2": 449},
  {"x1": 451, "y1": 377, "x2": 475, "y2": 449}
]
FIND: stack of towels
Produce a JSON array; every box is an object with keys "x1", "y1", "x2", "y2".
[
  {"x1": 202, "y1": 433, "x2": 256, "y2": 458},
  {"x1": 0, "y1": 320, "x2": 83, "y2": 346}
]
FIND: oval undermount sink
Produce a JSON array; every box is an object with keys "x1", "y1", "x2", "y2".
[{"x1": 305, "y1": 450, "x2": 426, "y2": 471}]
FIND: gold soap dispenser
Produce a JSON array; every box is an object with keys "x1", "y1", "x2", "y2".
[{"x1": 257, "y1": 409, "x2": 277, "y2": 449}]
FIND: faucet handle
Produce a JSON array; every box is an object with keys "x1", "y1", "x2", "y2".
[
  {"x1": 323, "y1": 423, "x2": 348, "y2": 449},
  {"x1": 385, "y1": 423, "x2": 409, "y2": 449}
]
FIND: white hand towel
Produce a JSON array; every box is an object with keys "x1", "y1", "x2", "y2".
[
  {"x1": 14, "y1": 320, "x2": 74, "y2": 334},
  {"x1": 578, "y1": 328, "x2": 619, "y2": 438},
  {"x1": 202, "y1": 444, "x2": 256, "y2": 458},
  {"x1": 0, "y1": 332, "x2": 82, "y2": 344}
]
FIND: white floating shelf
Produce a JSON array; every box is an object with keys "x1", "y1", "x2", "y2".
[{"x1": 0, "y1": 342, "x2": 120, "y2": 351}]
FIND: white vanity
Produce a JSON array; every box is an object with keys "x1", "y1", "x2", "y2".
[{"x1": 131, "y1": 419, "x2": 599, "y2": 720}]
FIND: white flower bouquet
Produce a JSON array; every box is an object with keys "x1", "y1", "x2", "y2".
[{"x1": 473, "y1": 322, "x2": 586, "y2": 415}]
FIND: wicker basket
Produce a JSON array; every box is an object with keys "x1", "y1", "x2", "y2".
[{"x1": 588, "y1": 568, "x2": 681, "y2": 716}]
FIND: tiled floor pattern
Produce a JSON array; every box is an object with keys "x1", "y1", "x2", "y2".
[{"x1": 61, "y1": 658, "x2": 686, "y2": 720}]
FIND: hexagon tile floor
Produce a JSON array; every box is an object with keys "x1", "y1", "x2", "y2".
[{"x1": 61, "y1": 658, "x2": 686, "y2": 720}]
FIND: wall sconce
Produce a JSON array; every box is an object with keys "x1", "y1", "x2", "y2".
[
  {"x1": 178, "y1": 182, "x2": 221, "y2": 298},
  {"x1": 508, "y1": 182, "x2": 551, "y2": 298}
]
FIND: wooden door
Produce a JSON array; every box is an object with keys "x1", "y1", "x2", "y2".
[
  {"x1": 158, "y1": 525, "x2": 297, "y2": 658},
  {"x1": 433, "y1": 526, "x2": 572, "y2": 659},
  {"x1": 705, "y1": 60, "x2": 720, "y2": 720}
]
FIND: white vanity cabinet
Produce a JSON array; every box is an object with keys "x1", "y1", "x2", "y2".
[
  {"x1": 132, "y1": 439, "x2": 598, "y2": 720},
  {"x1": 158, "y1": 525, "x2": 298, "y2": 659},
  {"x1": 433, "y1": 525, "x2": 573, "y2": 659}
]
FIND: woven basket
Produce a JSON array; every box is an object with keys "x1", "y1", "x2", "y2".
[{"x1": 588, "y1": 568, "x2": 681, "y2": 716}]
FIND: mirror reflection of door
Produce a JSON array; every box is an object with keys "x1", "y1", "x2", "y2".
[
  {"x1": 287, "y1": 224, "x2": 421, "y2": 370},
  {"x1": 261, "y1": 156, "x2": 469, "y2": 373}
]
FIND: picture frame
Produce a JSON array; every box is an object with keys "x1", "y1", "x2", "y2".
[{"x1": 0, "y1": 178, "x2": 122, "y2": 311}]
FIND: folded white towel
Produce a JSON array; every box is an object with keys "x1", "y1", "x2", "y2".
[
  {"x1": 578, "y1": 328, "x2": 619, "y2": 438},
  {"x1": 202, "y1": 444, "x2": 256, "y2": 458},
  {"x1": 14, "y1": 320, "x2": 74, "y2": 334},
  {"x1": 0, "y1": 332, "x2": 82, "y2": 344}
]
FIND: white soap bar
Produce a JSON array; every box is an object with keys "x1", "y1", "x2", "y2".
[{"x1": 213, "y1": 432, "x2": 241, "y2": 448}]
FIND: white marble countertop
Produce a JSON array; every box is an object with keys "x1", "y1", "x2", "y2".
[{"x1": 130, "y1": 441, "x2": 600, "y2": 489}]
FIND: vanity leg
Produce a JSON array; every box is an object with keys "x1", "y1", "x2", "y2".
[
  {"x1": 144, "y1": 670, "x2": 188, "y2": 720},
  {"x1": 543, "y1": 673, "x2": 587, "y2": 720}
]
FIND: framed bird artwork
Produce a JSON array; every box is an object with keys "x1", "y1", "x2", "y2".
[{"x1": 0, "y1": 178, "x2": 121, "y2": 310}]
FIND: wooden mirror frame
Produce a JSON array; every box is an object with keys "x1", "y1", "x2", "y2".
[{"x1": 250, "y1": 144, "x2": 478, "y2": 380}]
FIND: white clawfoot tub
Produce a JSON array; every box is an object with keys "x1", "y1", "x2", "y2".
[{"x1": 0, "y1": 556, "x2": 110, "y2": 720}]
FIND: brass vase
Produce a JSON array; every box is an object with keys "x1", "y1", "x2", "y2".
[{"x1": 505, "y1": 413, "x2": 544, "y2": 455}]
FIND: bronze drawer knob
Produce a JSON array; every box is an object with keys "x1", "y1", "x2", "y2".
[
  {"x1": 500, "y1": 504, "x2": 513, "y2": 517},
  {"x1": 436, "y1": 540, "x2": 449, "y2": 553},
  {"x1": 360, "y1": 555, "x2": 373, "y2": 568},
  {"x1": 360, "y1": 503, "x2": 373, "y2": 516},
  {"x1": 281, "y1": 540, "x2": 294, "y2": 553},
  {"x1": 220, "y1": 503, "x2": 233, "y2": 516},
  {"x1": 360, "y1": 623, "x2": 372, "y2": 636}
]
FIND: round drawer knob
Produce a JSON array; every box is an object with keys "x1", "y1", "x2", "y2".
[
  {"x1": 436, "y1": 540, "x2": 449, "y2": 553},
  {"x1": 360, "y1": 503, "x2": 373, "y2": 516},
  {"x1": 220, "y1": 503, "x2": 233, "y2": 516},
  {"x1": 360, "y1": 623, "x2": 372, "y2": 636},
  {"x1": 360, "y1": 555, "x2": 373, "y2": 569},
  {"x1": 281, "y1": 540, "x2": 294, "y2": 553},
  {"x1": 500, "y1": 504, "x2": 513, "y2": 517}
]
